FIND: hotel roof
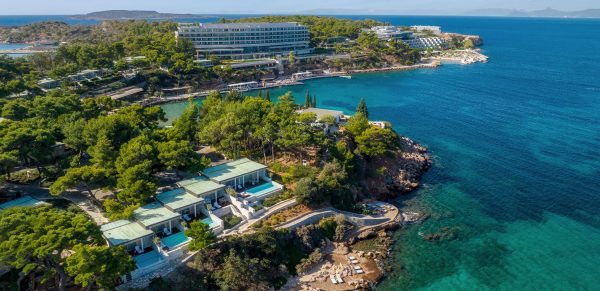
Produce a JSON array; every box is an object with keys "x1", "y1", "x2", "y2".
[
  {"x1": 180, "y1": 22, "x2": 304, "y2": 29},
  {"x1": 0, "y1": 196, "x2": 48, "y2": 211},
  {"x1": 156, "y1": 188, "x2": 205, "y2": 211},
  {"x1": 100, "y1": 220, "x2": 153, "y2": 246},
  {"x1": 177, "y1": 176, "x2": 225, "y2": 195},
  {"x1": 202, "y1": 158, "x2": 267, "y2": 183},
  {"x1": 133, "y1": 202, "x2": 180, "y2": 227}
]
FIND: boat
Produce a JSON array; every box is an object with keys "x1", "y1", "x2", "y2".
[{"x1": 340, "y1": 75, "x2": 352, "y2": 79}]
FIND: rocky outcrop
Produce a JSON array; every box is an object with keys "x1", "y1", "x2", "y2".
[{"x1": 364, "y1": 136, "x2": 430, "y2": 199}]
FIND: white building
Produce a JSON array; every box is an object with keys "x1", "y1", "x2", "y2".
[
  {"x1": 403, "y1": 37, "x2": 447, "y2": 50},
  {"x1": 228, "y1": 81, "x2": 259, "y2": 91},
  {"x1": 369, "y1": 26, "x2": 413, "y2": 41},
  {"x1": 411, "y1": 25, "x2": 442, "y2": 34},
  {"x1": 176, "y1": 22, "x2": 312, "y2": 60}
]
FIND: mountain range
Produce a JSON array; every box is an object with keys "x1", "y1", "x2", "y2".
[{"x1": 69, "y1": 10, "x2": 210, "y2": 20}]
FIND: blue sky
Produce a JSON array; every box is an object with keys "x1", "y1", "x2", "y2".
[{"x1": 1, "y1": 0, "x2": 598, "y2": 15}]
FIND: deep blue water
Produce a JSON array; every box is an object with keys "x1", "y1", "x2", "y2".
[{"x1": 162, "y1": 16, "x2": 600, "y2": 289}]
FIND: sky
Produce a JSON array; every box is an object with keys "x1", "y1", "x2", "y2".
[{"x1": 0, "y1": 0, "x2": 598, "y2": 15}]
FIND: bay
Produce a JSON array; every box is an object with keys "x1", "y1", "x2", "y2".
[{"x1": 163, "y1": 16, "x2": 600, "y2": 289}]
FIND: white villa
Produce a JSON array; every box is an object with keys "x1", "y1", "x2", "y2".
[{"x1": 99, "y1": 157, "x2": 283, "y2": 282}]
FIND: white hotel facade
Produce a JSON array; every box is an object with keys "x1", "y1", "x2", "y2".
[{"x1": 176, "y1": 22, "x2": 312, "y2": 59}]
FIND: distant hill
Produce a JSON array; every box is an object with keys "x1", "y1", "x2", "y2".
[
  {"x1": 465, "y1": 8, "x2": 600, "y2": 18},
  {"x1": 70, "y1": 10, "x2": 209, "y2": 20}
]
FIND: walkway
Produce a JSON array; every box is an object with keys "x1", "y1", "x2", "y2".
[{"x1": 274, "y1": 203, "x2": 399, "y2": 233}]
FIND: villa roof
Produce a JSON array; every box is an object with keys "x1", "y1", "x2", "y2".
[
  {"x1": 202, "y1": 158, "x2": 267, "y2": 183},
  {"x1": 156, "y1": 188, "x2": 205, "y2": 211},
  {"x1": 177, "y1": 176, "x2": 225, "y2": 195},
  {"x1": 133, "y1": 202, "x2": 180, "y2": 227},
  {"x1": 100, "y1": 220, "x2": 153, "y2": 246},
  {"x1": 0, "y1": 196, "x2": 48, "y2": 211},
  {"x1": 297, "y1": 108, "x2": 345, "y2": 120}
]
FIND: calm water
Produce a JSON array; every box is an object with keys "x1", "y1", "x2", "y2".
[{"x1": 161, "y1": 16, "x2": 600, "y2": 289}]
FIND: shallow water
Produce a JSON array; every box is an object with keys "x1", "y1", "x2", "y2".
[{"x1": 162, "y1": 16, "x2": 600, "y2": 289}]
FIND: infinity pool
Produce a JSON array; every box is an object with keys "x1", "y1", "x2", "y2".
[
  {"x1": 161, "y1": 232, "x2": 190, "y2": 249},
  {"x1": 201, "y1": 216, "x2": 220, "y2": 229},
  {"x1": 245, "y1": 181, "x2": 282, "y2": 197}
]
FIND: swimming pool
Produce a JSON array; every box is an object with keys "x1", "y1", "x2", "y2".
[
  {"x1": 161, "y1": 232, "x2": 190, "y2": 249},
  {"x1": 201, "y1": 216, "x2": 220, "y2": 229},
  {"x1": 133, "y1": 250, "x2": 163, "y2": 269},
  {"x1": 245, "y1": 181, "x2": 282, "y2": 197}
]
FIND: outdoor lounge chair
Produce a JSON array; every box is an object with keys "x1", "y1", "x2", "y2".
[
  {"x1": 213, "y1": 201, "x2": 221, "y2": 209},
  {"x1": 355, "y1": 269, "x2": 364, "y2": 274},
  {"x1": 350, "y1": 259, "x2": 359, "y2": 264},
  {"x1": 182, "y1": 214, "x2": 192, "y2": 222},
  {"x1": 330, "y1": 274, "x2": 338, "y2": 284},
  {"x1": 336, "y1": 274, "x2": 344, "y2": 283},
  {"x1": 347, "y1": 255, "x2": 357, "y2": 260},
  {"x1": 135, "y1": 245, "x2": 143, "y2": 254},
  {"x1": 163, "y1": 228, "x2": 172, "y2": 236},
  {"x1": 353, "y1": 265, "x2": 362, "y2": 270}
]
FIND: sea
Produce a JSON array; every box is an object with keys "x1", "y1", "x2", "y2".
[{"x1": 8, "y1": 15, "x2": 600, "y2": 289}]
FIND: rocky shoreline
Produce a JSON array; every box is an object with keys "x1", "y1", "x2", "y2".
[{"x1": 363, "y1": 136, "x2": 431, "y2": 200}]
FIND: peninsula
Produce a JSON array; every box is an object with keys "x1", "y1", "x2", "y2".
[{"x1": 0, "y1": 14, "x2": 484, "y2": 290}]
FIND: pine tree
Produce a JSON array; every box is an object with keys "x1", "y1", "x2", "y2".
[
  {"x1": 312, "y1": 95, "x2": 317, "y2": 107},
  {"x1": 356, "y1": 97, "x2": 369, "y2": 118},
  {"x1": 258, "y1": 91, "x2": 263, "y2": 98},
  {"x1": 265, "y1": 90, "x2": 271, "y2": 102},
  {"x1": 305, "y1": 90, "x2": 311, "y2": 107}
]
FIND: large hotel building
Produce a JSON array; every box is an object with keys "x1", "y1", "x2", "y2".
[{"x1": 176, "y1": 22, "x2": 312, "y2": 59}]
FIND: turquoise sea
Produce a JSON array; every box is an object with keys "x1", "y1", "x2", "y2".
[{"x1": 162, "y1": 16, "x2": 600, "y2": 289}]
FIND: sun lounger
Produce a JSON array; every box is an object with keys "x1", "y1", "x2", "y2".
[
  {"x1": 350, "y1": 259, "x2": 359, "y2": 264},
  {"x1": 330, "y1": 274, "x2": 337, "y2": 284},
  {"x1": 353, "y1": 265, "x2": 362, "y2": 270},
  {"x1": 213, "y1": 202, "x2": 221, "y2": 209},
  {"x1": 348, "y1": 255, "x2": 357, "y2": 260},
  {"x1": 355, "y1": 269, "x2": 364, "y2": 274},
  {"x1": 182, "y1": 214, "x2": 192, "y2": 222},
  {"x1": 163, "y1": 227, "x2": 172, "y2": 236},
  {"x1": 135, "y1": 245, "x2": 143, "y2": 254},
  {"x1": 336, "y1": 274, "x2": 344, "y2": 283}
]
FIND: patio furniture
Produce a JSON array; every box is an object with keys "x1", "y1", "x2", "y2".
[
  {"x1": 163, "y1": 228, "x2": 172, "y2": 236},
  {"x1": 213, "y1": 201, "x2": 221, "y2": 209},
  {"x1": 135, "y1": 246, "x2": 143, "y2": 254},
  {"x1": 336, "y1": 274, "x2": 344, "y2": 283},
  {"x1": 182, "y1": 214, "x2": 192, "y2": 222},
  {"x1": 350, "y1": 259, "x2": 359, "y2": 264},
  {"x1": 348, "y1": 255, "x2": 357, "y2": 260},
  {"x1": 330, "y1": 275, "x2": 338, "y2": 284},
  {"x1": 355, "y1": 269, "x2": 364, "y2": 274}
]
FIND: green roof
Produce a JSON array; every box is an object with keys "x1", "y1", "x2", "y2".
[
  {"x1": 156, "y1": 188, "x2": 204, "y2": 211},
  {"x1": 0, "y1": 196, "x2": 48, "y2": 210},
  {"x1": 133, "y1": 202, "x2": 180, "y2": 227},
  {"x1": 100, "y1": 220, "x2": 153, "y2": 246},
  {"x1": 202, "y1": 158, "x2": 267, "y2": 183},
  {"x1": 178, "y1": 176, "x2": 225, "y2": 196}
]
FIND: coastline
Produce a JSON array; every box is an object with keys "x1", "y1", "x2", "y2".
[
  {"x1": 139, "y1": 59, "x2": 446, "y2": 107},
  {"x1": 286, "y1": 136, "x2": 431, "y2": 290}
]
